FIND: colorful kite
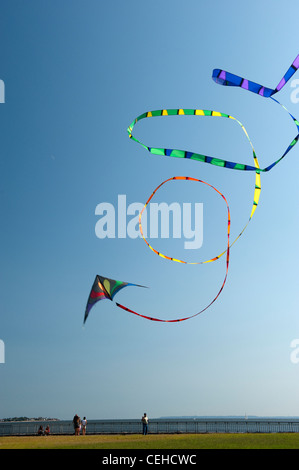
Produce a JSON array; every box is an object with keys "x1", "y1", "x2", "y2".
[
  {"x1": 85, "y1": 55, "x2": 298, "y2": 324},
  {"x1": 85, "y1": 176, "x2": 231, "y2": 324},
  {"x1": 83, "y1": 275, "x2": 147, "y2": 324}
]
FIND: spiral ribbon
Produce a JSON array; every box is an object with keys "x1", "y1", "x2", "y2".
[{"x1": 118, "y1": 55, "x2": 299, "y2": 322}]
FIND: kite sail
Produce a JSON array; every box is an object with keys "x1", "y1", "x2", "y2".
[
  {"x1": 83, "y1": 275, "x2": 147, "y2": 324},
  {"x1": 85, "y1": 54, "x2": 298, "y2": 324}
]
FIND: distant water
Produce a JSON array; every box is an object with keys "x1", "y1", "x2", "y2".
[
  {"x1": 159, "y1": 416, "x2": 299, "y2": 420},
  {"x1": 1, "y1": 416, "x2": 299, "y2": 435}
]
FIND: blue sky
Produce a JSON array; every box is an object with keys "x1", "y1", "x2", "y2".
[{"x1": 1, "y1": 0, "x2": 299, "y2": 420}]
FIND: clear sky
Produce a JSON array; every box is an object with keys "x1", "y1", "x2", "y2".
[{"x1": 1, "y1": 0, "x2": 299, "y2": 420}]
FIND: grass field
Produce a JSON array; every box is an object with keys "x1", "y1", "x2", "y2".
[{"x1": 1, "y1": 433, "x2": 299, "y2": 449}]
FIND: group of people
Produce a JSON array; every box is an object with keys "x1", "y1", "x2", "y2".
[
  {"x1": 38, "y1": 413, "x2": 148, "y2": 436},
  {"x1": 73, "y1": 413, "x2": 147, "y2": 435},
  {"x1": 37, "y1": 425, "x2": 50, "y2": 436},
  {"x1": 73, "y1": 414, "x2": 87, "y2": 435},
  {"x1": 73, "y1": 413, "x2": 148, "y2": 435}
]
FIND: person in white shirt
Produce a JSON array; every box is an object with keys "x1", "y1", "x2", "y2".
[
  {"x1": 141, "y1": 413, "x2": 148, "y2": 435},
  {"x1": 81, "y1": 417, "x2": 87, "y2": 435}
]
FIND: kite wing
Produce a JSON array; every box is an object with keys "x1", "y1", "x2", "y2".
[{"x1": 84, "y1": 275, "x2": 147, "y2": 324}]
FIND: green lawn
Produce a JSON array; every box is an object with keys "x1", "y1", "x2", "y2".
[{"x1": 1, "y1": 433, "x2": 299, "y2": 449}]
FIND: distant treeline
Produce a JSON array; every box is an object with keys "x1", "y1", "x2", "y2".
[{"x1": 0, "y1": 417, "x2": 59, "y2": 422}]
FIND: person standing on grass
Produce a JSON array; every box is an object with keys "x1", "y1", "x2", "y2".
[
  {"x1": 73, "y1": 414, "x2": 81, "y2": 436},
  {"x1": 141, "y1": 413, "x2": 148, "y2": 435},
  {"x1": 81, "y1": 417, "x2": 87, "y2": 435}
]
